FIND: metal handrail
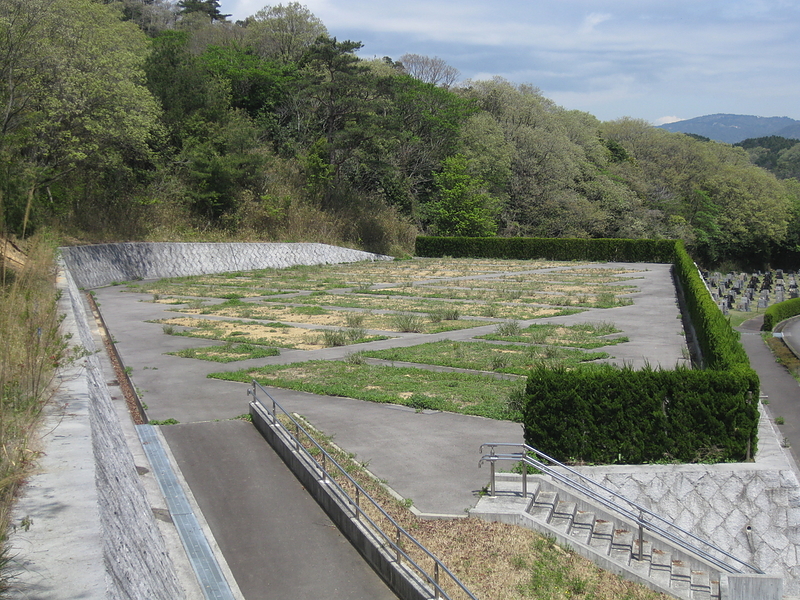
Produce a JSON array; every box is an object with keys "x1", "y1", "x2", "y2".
[
  {"x1": 479, "y1": 442, "x2": 763, "y2": 576},
  {"x1": 248, "y1": 380, "x2": 479, "y2": 600}
]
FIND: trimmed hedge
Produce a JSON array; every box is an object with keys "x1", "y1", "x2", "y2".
[
  {"x1": 524, "y1": 364, "x2": 758, "y2": 464},
  {"x1": 763, "y1": 298, "x2": 800, "y2": 332},
  {"x1": 417, "y1": 236, "x2": 760, "y2": 463},
  {"x1": 415, "y1": 236, "x2": 678, "y2": 263}
]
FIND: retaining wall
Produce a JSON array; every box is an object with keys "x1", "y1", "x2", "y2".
[
  {"x1": 61, "y1": 242, "x2": 391, "y2": 289},
  {"x1": 9, "y1": 266, "x2": 184, "y2": 599}
]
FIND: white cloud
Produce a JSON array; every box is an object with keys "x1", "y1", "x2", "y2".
[
  {"x1": 653, "y1": 116, "x2": 685, "y2": 126},
  {"x1": 218, "y1": 0, "x2": 800, "y2": 122}
]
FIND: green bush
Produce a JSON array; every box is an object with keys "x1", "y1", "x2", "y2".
[
  {"x1": 415, "y1": 236, "x2": 677, "y2": 263},
  {"x1": 763, "y1": 298, "x2": 800, "y2": 332}
]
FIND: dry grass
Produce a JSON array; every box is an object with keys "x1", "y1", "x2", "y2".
[
  {"x1": 291, "y1": 415, "x2": 669, "y2": 600},
  {"x1": 0, "y1": 234, "x2": 66, "y2": 592}
]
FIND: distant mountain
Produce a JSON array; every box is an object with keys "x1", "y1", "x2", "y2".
[{"x1": 658, "y1": 114, "x2": 800, "y2": 144}]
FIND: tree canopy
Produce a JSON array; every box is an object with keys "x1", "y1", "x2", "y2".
[{"x1": 1, "y1": 0, "x2": 796, "y2": 266}]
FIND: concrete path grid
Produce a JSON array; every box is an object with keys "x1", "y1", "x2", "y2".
[{"x1": 8, "y1": 242, "x2": 800, "y2": 599}]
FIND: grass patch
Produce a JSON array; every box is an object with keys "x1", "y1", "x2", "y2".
[
  {"x1": 211, "y1": 361, "x2": 524, "y2": 421},
  {"x1": 168, "y1": 343, "x2": 280, "y2": 362},
  {"x1": 479, "y1": 322, "x2": 629, "y2": 349},
  {"x1": 764, "y1": 335, "x2": 800, "y2": 381},
  {"x1": 361, "y1": 341, "x2": 608, "y2": 374}
]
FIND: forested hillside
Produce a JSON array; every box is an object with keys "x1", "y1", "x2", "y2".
[{"x1": 1, "y1": 0, "x2": 798, "y2": 268}]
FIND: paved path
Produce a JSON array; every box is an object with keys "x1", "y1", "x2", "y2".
[
  {"x1": 740, "y1": 315, "x2": 800, "y2": 466},
  {"x1": 94, "y1": 260, "x2": 688, "y2": 598}
]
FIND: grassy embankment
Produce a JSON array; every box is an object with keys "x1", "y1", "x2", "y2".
[{"x1": 0, "y1": 235, "x2": 67, "y2": 592}]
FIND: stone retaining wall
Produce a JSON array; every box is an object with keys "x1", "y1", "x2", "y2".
[
  {"x1": 61, "y1": 242, "x2": 391, "y2": 289},
  {"x1": 10, "y1": 266, "x2": 184, "y2": 599}
]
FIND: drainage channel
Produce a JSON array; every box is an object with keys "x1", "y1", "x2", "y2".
[{"x1": 137, "y1": 424, "x2": 237, "y2": 600}]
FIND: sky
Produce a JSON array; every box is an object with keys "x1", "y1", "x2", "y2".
[{"x1": 218, "y1": 0, "x2": 800, "y2": 125}]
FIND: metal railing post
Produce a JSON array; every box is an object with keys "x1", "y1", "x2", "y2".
[
  {"x1": 355, "y1": 487, "x2": 360, "y2": 520},
  {"x1": 522, "y1": 459, "x2": 527, "y2": 498},
  {"x1": 434, "y1": 562, "x2": 440, "y2": 599},
  {"x1": 638, "y1": 511, "x2": 644, "y2": 561},
  {"x1": 396, "y1": 527, "x2": 402, "y2": 563}
]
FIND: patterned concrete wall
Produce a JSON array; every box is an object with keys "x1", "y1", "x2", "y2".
[
  {"x1": 572, "y1": 409, "x2": 800, "y2": 596},
  {"x1": 61, "y1": 242, "x2": 391, "y2": 289}
]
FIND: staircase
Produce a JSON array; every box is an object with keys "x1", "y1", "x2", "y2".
[
  {"x1": 470, "y1": 443, "x2": 768, "y2": 600},
  {"x1": 472, "y1": 474, "x2": 720, "y2": 599}
]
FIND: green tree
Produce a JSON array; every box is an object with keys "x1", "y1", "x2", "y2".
[
  {"x1": 0, "y1": 0, "x2": 161, "y2": 235},
  {"x1": 427, "y1": 154, "x2": 498, "y2": 236},
  {"x1": 245, "y1": 2, "x2": 327, "y2": 63},
  {"x1": 177, "y1": 0, "x2": 229, "y2": 22}
]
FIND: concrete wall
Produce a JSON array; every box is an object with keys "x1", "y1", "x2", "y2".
[{"x1": 61, "y1": 242, "x2": 391, "y2": 289}]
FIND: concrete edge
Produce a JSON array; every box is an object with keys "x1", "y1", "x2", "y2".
[{"x1": 249, "y1": 400, "x2": 448, "y2": 600}]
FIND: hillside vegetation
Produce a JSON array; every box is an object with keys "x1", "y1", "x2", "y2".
[{"x1": 1, "y1": 0, "x2": 798, "y2": 268}]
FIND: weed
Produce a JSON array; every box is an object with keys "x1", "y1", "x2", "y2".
[
  {"x1": 391, "y1": 312, "x2": 424, "y2": 333},
  {"x1": 776, "y1": 416, "x2": 785, "y2": 425},
  {"x1": 322, "y1": 329, "x2": 348, "y2": 347},
  {"x1": 482, "y1": 303, "x2": 499, "y2": 318},
  {"x1": 345, "y1": 311, "x2": 367, "y2": 328},
  {"x1": 490, "y1": 353, "x2": 510, "y2": 371},
  {"x1": 149, "y1": 418, "x2": 180, "y2": 425},
  {"x1": 495, "y1": 320, "x2": 521, "y2": 336},
  {"x1": 344, "y1": 351, "x2": 366, "y2": 365}
]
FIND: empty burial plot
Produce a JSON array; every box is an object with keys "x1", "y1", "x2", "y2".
[
  {"x1": 359, "y1": 340, "x2": 611, "y2": 375},
  {"x1": 126, "y1": 258, "x2": 575, "y2": 297},
  {"x1": 212, "y1": 361, "x2": 525, "y2": 420},
  {"x1": 167, "y1": 300, "x2": 488, "y2": 334}
]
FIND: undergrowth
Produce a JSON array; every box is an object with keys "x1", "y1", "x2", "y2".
[{"x1": 0, "y1": 234, "x2": 67, "y2": 592}]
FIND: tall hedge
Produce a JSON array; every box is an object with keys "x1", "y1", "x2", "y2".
[
  {"x1": 415, "y1": 236, "x2": 678, "y2": 263},
  {"x1": 523, "y1": 365, "x2": 758, "y2": 464},
  {"x1": 417, "y1": 236, "x2": 760, "y2": 463}
]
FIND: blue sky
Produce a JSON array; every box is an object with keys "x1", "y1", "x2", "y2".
[{"x1": 218, "y1": 0, "x2": 800, "y2": 125}]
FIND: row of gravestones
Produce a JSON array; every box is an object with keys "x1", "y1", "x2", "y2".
[{"x1": 702, "y1": 270, "x2": 799, "y2": 314}]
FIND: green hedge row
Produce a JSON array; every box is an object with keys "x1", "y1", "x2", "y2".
[
  {"x1": 763, "y1": 298, "x2": 800, "y2": 332},
  {"x1": 523, "y1": 364, "x2": 758, "y2": 464},
  {"x1": 415, "y1": 236, "x2": 760, "y2": 463},
  {"x1": 415, "y1": 236, "x2": 678, "y2": 263}
]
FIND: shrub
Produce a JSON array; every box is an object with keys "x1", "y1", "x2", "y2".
[{"x1": 392, "y1": 312, "x2": 425, "y2": 333}]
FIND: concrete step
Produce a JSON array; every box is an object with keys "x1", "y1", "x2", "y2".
[
  {"x1": 528, "y1": 490, "x2": 558, "y2": 521},
  {"x1": 569, "y1": 510, "x2": 595, "y2": 544},
  {"x1": 610, "y1": 529, "x2": 634, "y2": 563},
  {"x1": 549, "y1": 500, "x2": 577, "y2": 533},
  {"x1": 650, "y1": 548, "x2": 672, "y2": 587},
  {"x1": 589, "y1": 519, "x2": 614, "y2": 554},
  {"x1": 671, "y1": 559, "x2": 692, "y2": 593},
  {"x1": 690, "y1": 570, "x2": 711, "y2": 600}
]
